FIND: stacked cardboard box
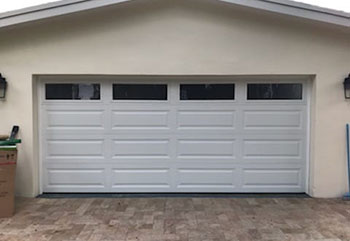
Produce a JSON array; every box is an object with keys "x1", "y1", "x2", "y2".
[{"x1": 0, "y1": 147, "x2": 17, "y2": 218}]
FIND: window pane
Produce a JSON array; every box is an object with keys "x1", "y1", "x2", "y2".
[
  {"x1": 113, "y1": 84, "x2": 167, "y2": 100},
  {"x1": 180, "y1": 84, "x2": 235, "y2": 100},
  {"x1": 247, "y1": 84, "x2": 302, "y2": 100},
  {"x1": 45, "y1": 84, "x2": 100, "y2": 100}
]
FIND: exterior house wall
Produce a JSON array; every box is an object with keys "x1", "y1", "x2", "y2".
[{"x1": 0, "y1": 0, "x2": 349, "y2": 197}]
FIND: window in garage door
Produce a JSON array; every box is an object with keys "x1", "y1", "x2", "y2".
[
  {"x1": 45, "y1": 83, "x2": 100, "y2": 100},
  {"x1": 180, "y1": 84, "x2": 235, "y2": 100},
  {"x1": 247, "y1": 83, "x2": 302, "y2": 100},
  {"x1": 113, "y1": 84, "x2": 167, "y2": 100}
]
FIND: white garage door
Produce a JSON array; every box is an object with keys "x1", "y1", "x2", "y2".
[{"x1": 40, "y1": 78, "x2": 308, "y2": 193}]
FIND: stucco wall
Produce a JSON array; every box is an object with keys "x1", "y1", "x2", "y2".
[{"x1": 0, "y1": 0, "x2": 349, "y2": 197}]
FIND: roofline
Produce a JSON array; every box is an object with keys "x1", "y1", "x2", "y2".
[
  {"x1": 0, "y1": 0, "x2": 349, "y2": 29},
  {"x1": 0, "y1": 0, "x2": 130, "y2": 28},
  {"x1": 222, "y1": 0, "x2": 350, "y2": 27}
]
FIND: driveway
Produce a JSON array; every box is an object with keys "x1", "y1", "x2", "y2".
[{"x1": 0, "y1": 197, "x2": 350, "y2": 241}]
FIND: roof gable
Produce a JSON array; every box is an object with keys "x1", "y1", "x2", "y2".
[{"x1": 0, "y1": 0, "x2": 349, "y2": 29}]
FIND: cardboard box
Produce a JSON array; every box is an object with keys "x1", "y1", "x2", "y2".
[
  {"x1": 0, "y1": 149, "x2": 17, "y2": 163},
  {"x1": 0, "y1": 149, "x2": 17, "y2": 218}
]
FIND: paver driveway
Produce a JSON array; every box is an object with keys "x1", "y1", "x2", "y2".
[{"x1": 1, "y1": 197, "x2": 350, "y2": 241}]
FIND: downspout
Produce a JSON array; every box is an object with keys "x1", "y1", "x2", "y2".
[{"x1": 343, "y1": 124, "x2": 350, "y2": 200}]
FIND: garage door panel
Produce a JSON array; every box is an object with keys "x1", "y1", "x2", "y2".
[
  {"x1": 109, "y1": 104, "x2": 172, "y2": 113},
  {"x1": 242, "y1": 168, "x2": 303, "y2": 190},
  {"x1": 176, "y1": 169, "x2": 236, "y2": 189},
  {"x1": 45, "y1": 133, "x2": 107, "y2": 139},
  {"x1": 45, "y1": 158, "x2": 110, "y2": 164},
  {"x1": 177, "y1": 110, "x2": 235, "y2": 130},
  {"x1": 243, "y1": 110, "x2": 303, "y2": 130},
  {"x1": 177, "y1": 139, "x2": 236, "y2": 159},
  {"x1": 46, "y1": 110, "x2": 105, "y2": 130},
  {"x1": 111, "y1": 168, "x2": 171, "y2": 189},
  {"x1": 43, "y1": 103, "x2": 105, "y2": 109},
  {"x1": 110, "y1": 186, "x2": 172, "y2": 192},
  {"x1": 110, "y1": 157, "x2": 172, "y2": 163},
  {"x1": 176, "y1": 103, "x2": 237, "y2": 109},
  {"x1": 112, "y1": 110, "x2": 170, "y2": 130},
  {"x1": 112, "y1": 139, "x2": 171, "y2": 159},
  {"x1": 44, "y1": 167, "x2": 107, "y2": 192},
  {"x1": 46, "y1": 139, "x2": 105, "y2": 158},
  {"x1": 243, "y1": 139, "x2": 302, "y2": 159}
]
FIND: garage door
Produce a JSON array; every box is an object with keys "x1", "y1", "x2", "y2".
[{"x1": 40, "y1": 78, "x2": 308, "y2": 193}]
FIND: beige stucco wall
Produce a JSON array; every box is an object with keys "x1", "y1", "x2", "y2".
[{"x1": 0, "y1": 0, "x2": 349, "y2": 197}]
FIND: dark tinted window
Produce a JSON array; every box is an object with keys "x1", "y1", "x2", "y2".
[
  {"x1": 113, "y1": 84, "x2": 167, "y2": 100},
  {"x1": 247, "y1": 84, "x2": 302, "y2": 100},
  {"x1": 46, "y1": 84, "x2": 100, "y2": 100},
  {"x1": 180, "y1": 84, "x2": 235, "y2": 100}
]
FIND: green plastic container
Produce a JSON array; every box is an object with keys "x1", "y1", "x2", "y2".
[{"x1": 0, "y1": 139, "x2": 21, "y2": 146}]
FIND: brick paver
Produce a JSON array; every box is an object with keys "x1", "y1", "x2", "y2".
[{"x1": 0, "y1": 197, "x2": 350, "y2": 240}]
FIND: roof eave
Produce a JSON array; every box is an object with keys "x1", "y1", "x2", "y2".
[
  {"x1": 0, "y1": 0, "x2": 130, "y2": 28},
  {"x1": 0, "y1": 0, "x2": 349, "y2": 29},
  {"x1": 221, "y1": 0, "x2": 350, "y2": 27}
]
